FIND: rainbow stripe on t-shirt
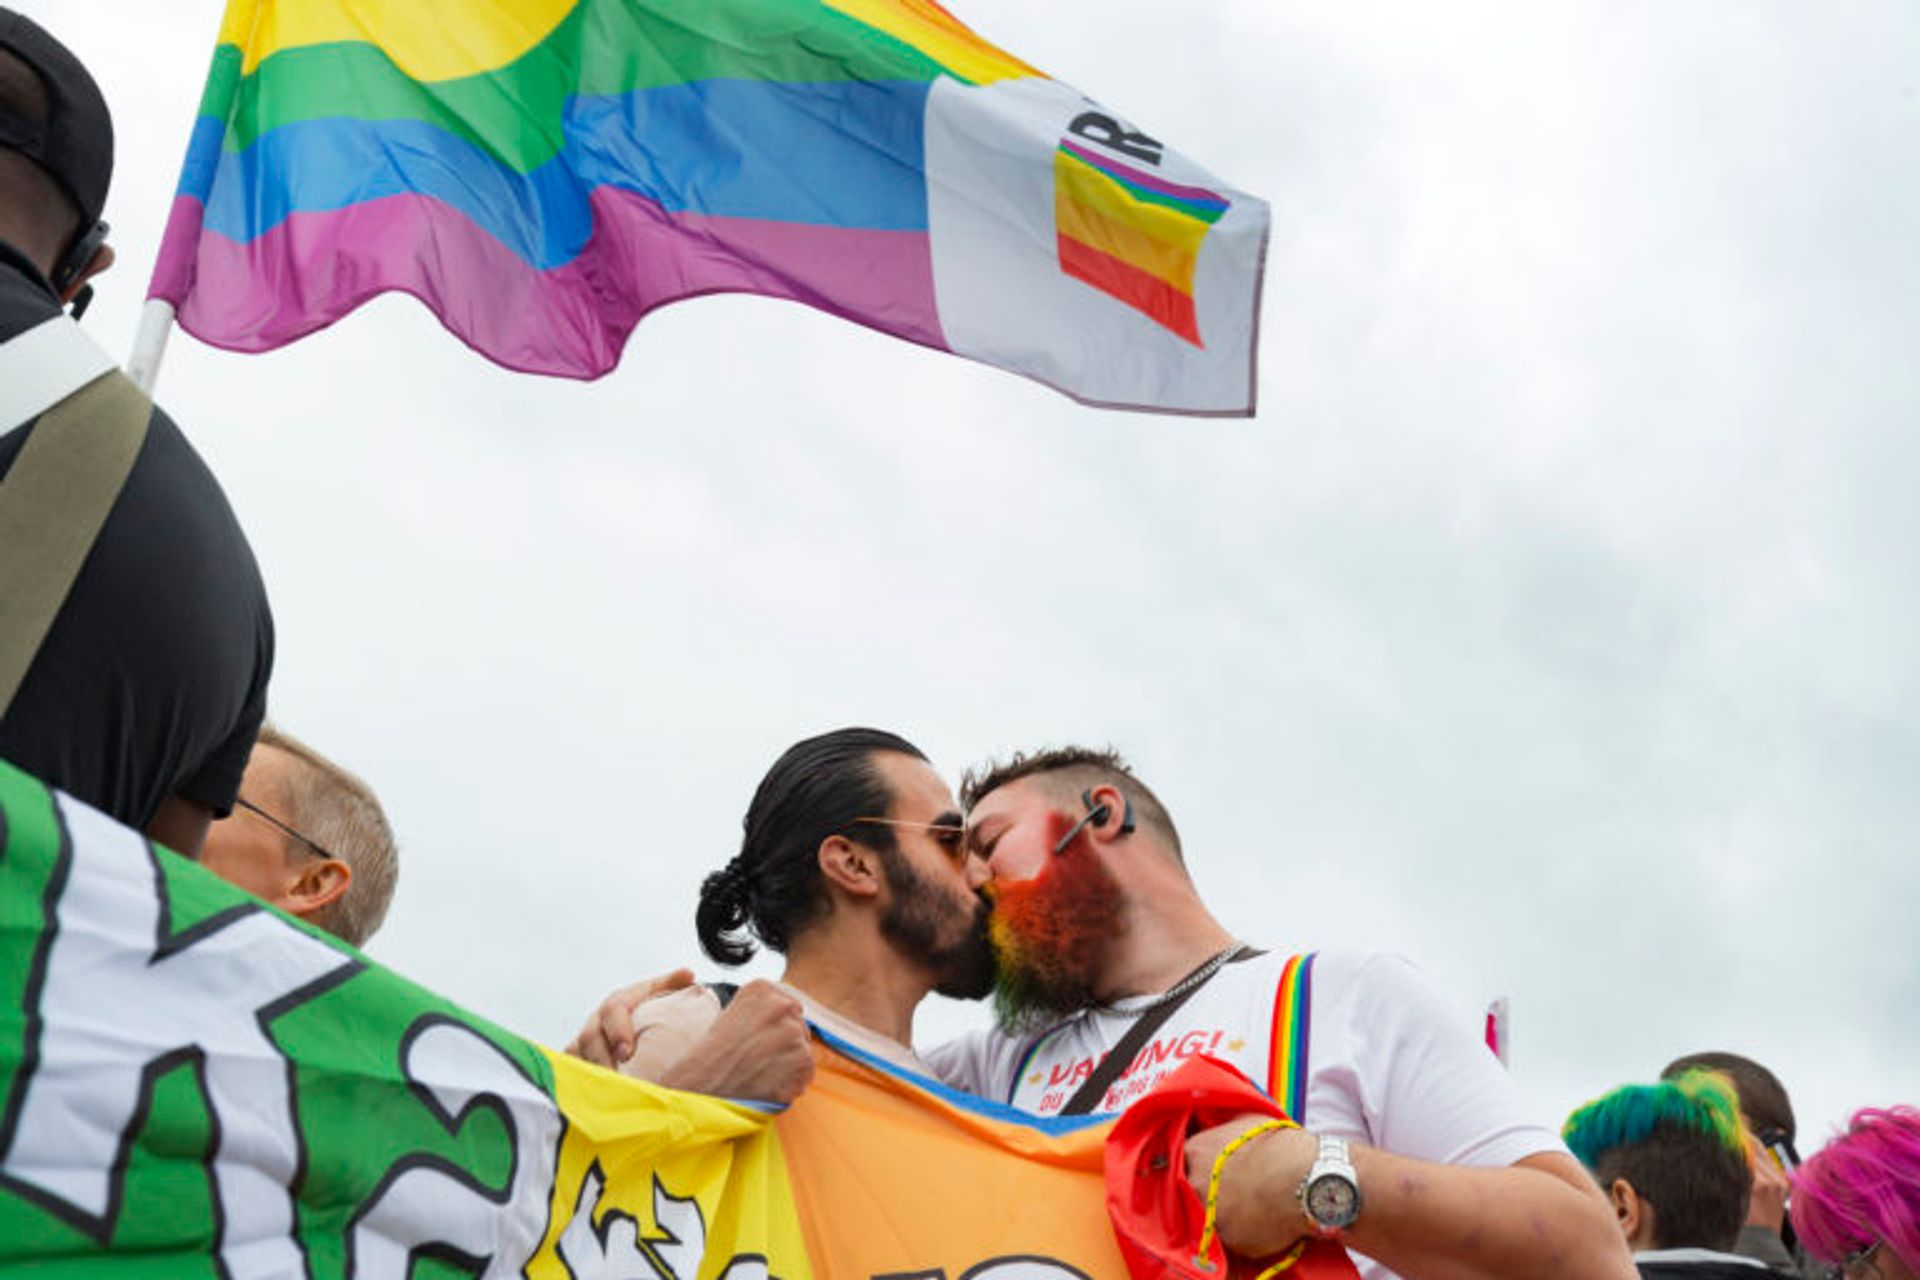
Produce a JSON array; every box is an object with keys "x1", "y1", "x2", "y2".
[{"x1": 1267, "y1": 951, "x2": 1316, "y2": 1121}]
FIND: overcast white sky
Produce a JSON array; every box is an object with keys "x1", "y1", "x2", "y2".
[{"x1": 23, "y1": 0, "x2": 1916, "y2": 1147}]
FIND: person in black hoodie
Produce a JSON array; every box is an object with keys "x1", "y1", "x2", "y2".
[
  {"x1": 1564, "y1": 1070, "x2": 1772, "y2": 1280},
  {"x1": 0, "y1": 8, "x2": 273, "y2": 856}
]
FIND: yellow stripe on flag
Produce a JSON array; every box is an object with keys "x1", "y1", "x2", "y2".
[
  {"x1": 1057, "y1": 192, "x2": 1205, "y2": 294},
  {"x1": 1055, "y1": 154, "x2": 1211, "y2": 292},
  {"x1": 218, "y1": 0, "x2": 578, "y2": 80},
  {"x1": 822, "y1": 0, "x2": 1037, "y2": 84}
]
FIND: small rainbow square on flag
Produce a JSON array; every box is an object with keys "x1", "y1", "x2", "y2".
[{"x1": 1054, "y1": 137, "x2": 1230, "y2": 347}]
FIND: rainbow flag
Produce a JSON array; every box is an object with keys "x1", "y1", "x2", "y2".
[
  {"x1": 148, "y1": 0, "x2": 1269, "y2": 415},
  {"x1": 0, "y1": 760, "x2": 1346, "y2": 1279}
]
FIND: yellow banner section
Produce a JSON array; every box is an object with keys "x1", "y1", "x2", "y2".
[
  {"x1": 1056, "y1": 155, "x2": 1212, "y2": 292},
  {"x1": 778, "y1": 1041, "x2": 1126, "y2": 1279},
  {"x1": 823, "y1": 0, "x2": 1038, "y2": 85},
  {"x1": 532, "y1": 1048, "x2": 815, "y2": 1280},
  {"x1": 217, "y1": 0, "x2": 576, "y2": 79}
]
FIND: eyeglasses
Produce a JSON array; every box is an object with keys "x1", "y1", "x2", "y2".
[
  {"x1": 847, "y1": 817, "x2": 970, "y2": 861},
  {"x1": 1821, "y1": 1242, "x2": 1884, "y2": 1280},
  {"x1": 233, "y1": 795, "x2": 338, "y2": 863}
]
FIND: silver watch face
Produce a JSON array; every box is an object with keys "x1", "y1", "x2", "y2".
[{"x1": 1306, "y1": 1173, "x2": 1360, "y2": 1229}]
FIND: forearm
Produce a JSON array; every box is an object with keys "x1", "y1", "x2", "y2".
[
  {"x1": 1344, "y1": 1148, "x2": 1633, "y2": 1280},
  {"x1": 1219, "y1": 1141, "x2": 1634, "y2": 1280}
]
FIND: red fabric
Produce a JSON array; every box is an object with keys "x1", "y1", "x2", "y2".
[{"x1": 1105, "y1": 1054, "x2": 1362, "y2": 1280}]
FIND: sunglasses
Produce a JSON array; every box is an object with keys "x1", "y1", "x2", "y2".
[
  {"x1": 233, "y1": 795, "x2": 338, "y2": 863},
  {"x1": 847, "y1": 817, "x2": 969, "y2": 861},
  {"x1": 1820, "y1": 1243, "x2": 1885, "y2": 1280},
  {"x1": 1756, "y1": 1127, "x2": 1801, "y2": 1172}
]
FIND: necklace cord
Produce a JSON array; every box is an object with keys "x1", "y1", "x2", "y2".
[{"x1": 1101, "y1": 942, "x2": 1248, "y2": 1013}]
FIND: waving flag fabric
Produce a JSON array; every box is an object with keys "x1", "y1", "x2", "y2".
[
  {"x1": 0, "y1": 759, "x2": 1354, "y2": 1279},
  {"x1": 147, "y1": 0, "x2": 1268, "y2": 415}
]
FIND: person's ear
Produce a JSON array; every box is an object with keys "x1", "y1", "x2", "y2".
[
  {"x1": 1084, "y1": 784, "x2": 1131, "y2": 842},
  {"x1": 57, "y1": 242, "x2": 114, "y2": 305},
  {"x1": 817, "y1": 835, "x2": 881, "y2": 899},
  {"x1": 1609, "y1": 1178, "x2": 1649, "y2": 1247},
  {"x1": 279, "y1": 857, "x2": 351, "y2": 922}
]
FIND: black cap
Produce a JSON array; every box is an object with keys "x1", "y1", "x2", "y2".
[{"x1": 0, "y1": 8, "x2": 113, "y2": 226}]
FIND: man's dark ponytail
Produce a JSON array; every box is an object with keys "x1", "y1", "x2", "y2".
[{"x1": 695, "y1": 859, "x2": 756, "y2": 965}]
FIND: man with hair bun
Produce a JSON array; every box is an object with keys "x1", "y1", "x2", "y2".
[
  {"x1": 1563, "y1": 1071, "x2": 1766, "y2": 1280},
  {"x1": 568, "y1": 727, "x2": 994, "y2": 1103}
]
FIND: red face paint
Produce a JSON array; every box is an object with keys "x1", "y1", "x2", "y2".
[{"x1": 987, "y1": 813, "x2": 1125, "y2": 1031}]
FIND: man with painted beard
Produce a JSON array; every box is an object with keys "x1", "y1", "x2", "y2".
[
  {"x1": 927, "y1": 746, "x2": 1634, "y2": 1280},
  {"x1": 567, "y1": 727, "x2": 994, "y2": 1096}
]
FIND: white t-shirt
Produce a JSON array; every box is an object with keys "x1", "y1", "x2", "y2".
[{"x1": 924, "y1": 950, "x2": 1566, "y2": 1280}]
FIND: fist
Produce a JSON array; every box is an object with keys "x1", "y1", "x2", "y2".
[
  {"x1": 619, "y1": 984, "x2": 724, "y2": 1082},
  {"x1": 657, "y1": 980, "x2": 815, "y2": 1106}
]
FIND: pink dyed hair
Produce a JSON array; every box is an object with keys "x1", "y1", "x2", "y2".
[{"x1": 1790, "y1": 1106, "x2": 1920, "y2": 1272}]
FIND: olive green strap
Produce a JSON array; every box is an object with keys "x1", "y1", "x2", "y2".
[{"x1": 0, "y1": 367, "x2": 152, "y2": 718}]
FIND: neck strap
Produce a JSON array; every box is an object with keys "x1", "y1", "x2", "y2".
[{"x1": 1061, "y1": 943, "x2": 1262, "y2": 1116}]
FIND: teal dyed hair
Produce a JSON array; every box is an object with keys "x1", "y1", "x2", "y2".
[{"x1": 1563, "y1": 1069, "x2": 1750, "y2": 1171}]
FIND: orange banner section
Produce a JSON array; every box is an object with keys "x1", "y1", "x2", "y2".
[{"x1": 778, "y1": 1036, "x2": 1125, "y2": 1278}]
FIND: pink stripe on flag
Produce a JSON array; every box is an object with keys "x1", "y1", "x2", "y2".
[
  {"x1": 1057, "y1": 139, "x2": 1228, "y2": 208},
  {"x1": 153, "y1": 190, "x2": 947, "y2": 379}
]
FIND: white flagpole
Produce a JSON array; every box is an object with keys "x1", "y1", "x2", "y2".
[{"x1": 125, "y1": 298, "x2": 176, "y2": 396}]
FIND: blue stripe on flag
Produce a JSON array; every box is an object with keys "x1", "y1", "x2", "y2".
[{"x1": 193, "y1": 78, "x2": 933, "y2": 267}]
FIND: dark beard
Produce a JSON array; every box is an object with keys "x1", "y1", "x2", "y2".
[
  {"x1": 876, "y1": 846, "x2": 997, "y2": 1001},
  {"x1": 986, "y1": 831, "x2": 1125, "y2": 1033}
]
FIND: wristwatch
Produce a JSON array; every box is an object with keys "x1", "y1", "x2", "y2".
[{"x1": 1298, "y1": 1134, "x2": 1362, "y2": 1236}]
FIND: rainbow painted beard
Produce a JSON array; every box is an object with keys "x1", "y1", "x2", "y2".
[{"x1": 987, "y1": 824, "x2": 1126, "y2": 1032}]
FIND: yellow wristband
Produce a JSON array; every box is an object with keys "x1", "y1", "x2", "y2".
[{"x1": 1195, "y1": 1117, "x2": 1307, "y2": 1276}]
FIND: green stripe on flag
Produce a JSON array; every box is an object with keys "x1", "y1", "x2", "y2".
[{"x1": 214, "y1": 0, "x2": 957, "y2": 172}]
